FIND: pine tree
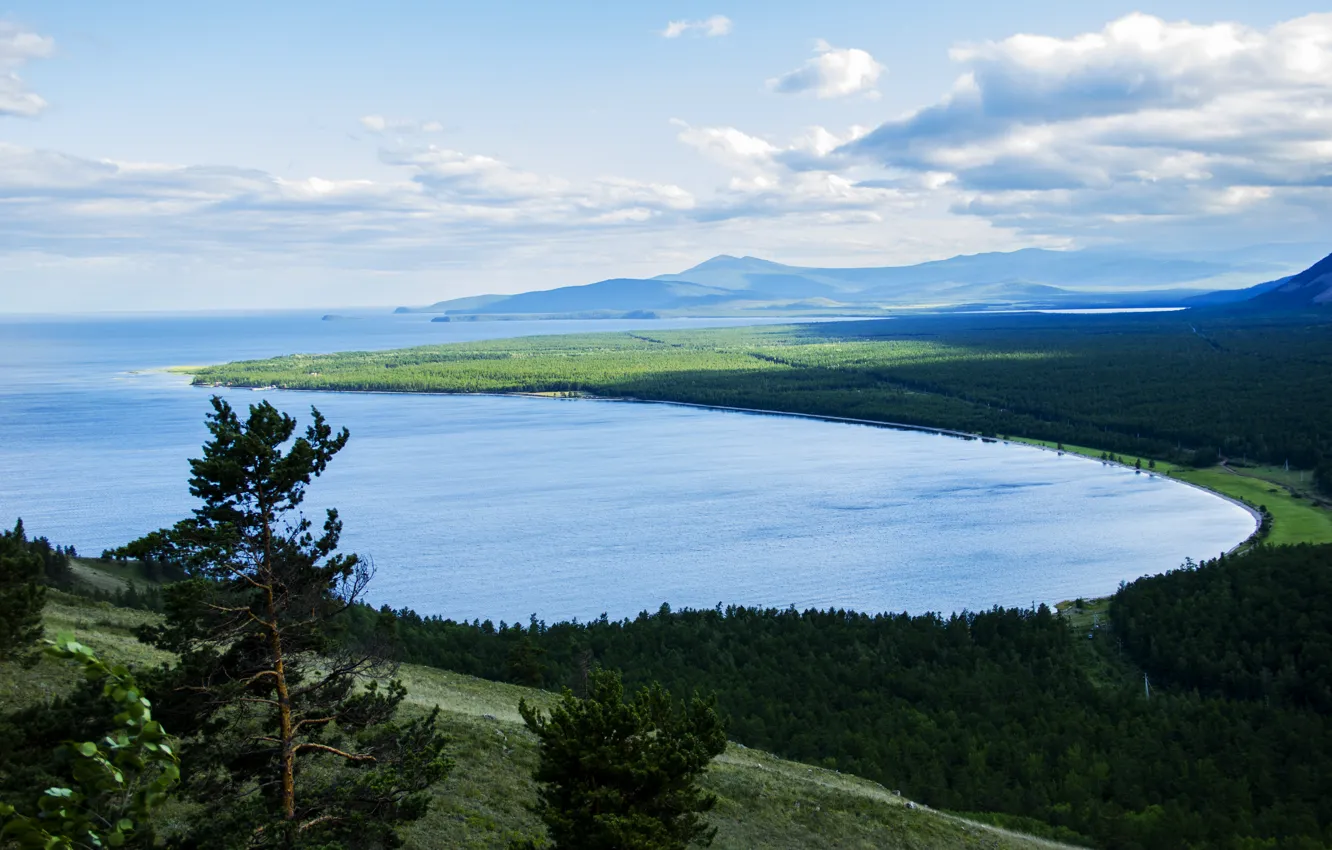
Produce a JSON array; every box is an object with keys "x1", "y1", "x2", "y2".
[
  {"x1": 518, "y1": 668, "x2": 727, "y2": 850},
  {"x1": 133, "y1": 397, "x2": 451, "y2": 849},
  {"x1": 0, "y1": 519, "x2": 46, "y2": 666}
]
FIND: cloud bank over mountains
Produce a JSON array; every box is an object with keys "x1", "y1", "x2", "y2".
[
  {"x1": 842, "y1": 13, "x2": 1332, "y2": 235},
  {"x1": 2, "y1": 12, "x2": 1330, "y2": 310}
]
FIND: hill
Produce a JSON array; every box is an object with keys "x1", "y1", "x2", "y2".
[
  {"x1": 1245, "y1": 252, "x2": 1332, "y2": 308},
  {"x1": 1, "y1": 580, "x2": 1072, "y2": 850}
]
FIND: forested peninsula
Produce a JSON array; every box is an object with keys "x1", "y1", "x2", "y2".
[{"x1": 190, "y1": 309, "x2": 1332, "y2": 545}]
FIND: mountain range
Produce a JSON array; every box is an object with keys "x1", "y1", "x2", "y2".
[{"x1": 396, "y1": 247, "x2": 1330, "y2": 319}]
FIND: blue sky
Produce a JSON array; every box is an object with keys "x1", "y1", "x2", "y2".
[{"x1": 1, "y1": 1, "x2": 1329, "y2": 311}]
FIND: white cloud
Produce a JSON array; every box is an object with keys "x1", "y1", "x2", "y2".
[
  {"x1": 359, "y1": 115, "x2": 445, "y2": 134},
  {"x1": 0, "y1": 22, "x2": 54, "y2": 117},
  {"x1": 379, "y1": 145, "x2": 695, "y2": 218},
  {"x1": 769, "y1": 40, "x2": 883, "y2": 99},
  {"x1": 661, "y1": 15, "x2": 732, "y2": 39},
  {"x1": 675, "y1": 123, "x2": 777, "y2": 172},
  {"x1": 673, "y1": 120, "x2": 891, "y2": 217},
  {"x1": 843, "y1": 13, "x2": 1332, "y2": 234},
  {"x1": 382, "y1": 146, "x2": 567, "y2": 202},
  {"x1": 0, "y1": 137, "x2": 699, "y2": 278}
]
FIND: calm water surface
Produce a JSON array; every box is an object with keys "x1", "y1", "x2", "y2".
[{"x1": 0, "y1": 311, "x2": 1255, "y2": 622}]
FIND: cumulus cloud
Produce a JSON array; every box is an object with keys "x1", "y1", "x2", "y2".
[
  {"x1": 769, "y1": 40, "x2": 883, "y2": 98},
  {"x1": 0, "y1": 22, "x2": 54, "y2": 117},
  {"x1": 359, "y1": 115, "x2": 445, "y2": 134},
  {"x1": 0, "y1": 136, "x2": 699, "y2": 275},
  {"x1": 661, "y1": 15, "x2": 732, "y2": 38},
  {"x1": 381, "y1": 146, "x2": 569, "y2": 203},
  {"x1": 672, "y1": 120, "x2": 890, "y2": 217},
  {"x1": 379, "y1": 145, "x2": 695, "y2": 221},
  {"x1": 843, "y1": 13, "x2": 1332, "y2": 232}
]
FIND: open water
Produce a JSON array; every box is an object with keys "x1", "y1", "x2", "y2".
[{"x1": 0, "y1": 311, "x2": 1255, "y2": 622}]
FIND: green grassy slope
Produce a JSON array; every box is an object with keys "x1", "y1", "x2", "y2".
[
  {"x1": 66, "y1": 557, "x2": 165, "y2": 593},
  {"x1": 2, "y1": 590, "x2": 1075, "y2": 850}
]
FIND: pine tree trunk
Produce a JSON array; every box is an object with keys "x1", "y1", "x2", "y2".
[
  {"x1": 270, "y1": 602, "x2": 295, "y2": 820},
  {"x1": 262, "y1": 510, "x2": 297, "y2": 821}
]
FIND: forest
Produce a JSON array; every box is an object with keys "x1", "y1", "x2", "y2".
[
  {"x1": 335, "y1": 543, "x2": 1332, "y2": 849},
  {"x1": 192, "y1": 309, "x2": 1332, "y2": 474},
  {"x1": 9, "y1": 521, "x2": 1332, "y2": 847},
  {"x1": 1111, "y1": 545, "x2": 1332, "y2": 712}
]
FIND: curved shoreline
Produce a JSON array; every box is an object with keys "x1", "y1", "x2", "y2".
[
  {"x1": 190, "y1": 379, "x2": 1261, "y2": 558},
  {"x1": 613, "y1": 395, "x2": 1265, "y2": 552}
]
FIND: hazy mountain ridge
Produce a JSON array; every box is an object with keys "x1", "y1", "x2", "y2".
[
  {"x1": 653, "y1": 249, "x2": 1243, "y2": 293},
  {"x1": 394, "y1": 247, "x2": 1320, "y2": 317}
]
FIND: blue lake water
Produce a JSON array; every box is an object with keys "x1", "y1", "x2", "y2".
[{"x1": 0, "y1": 311, "x2": 1255, "y2": 623}]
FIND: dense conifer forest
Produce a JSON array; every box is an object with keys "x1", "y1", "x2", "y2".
[
  {"x1": 192, "y1": 309, "x2": 1332, "y2": 474},
  {"x1": 1112, "y1": 544, "x2": 1332, "y2": 712},
  {"x1": 337, "y1": 543, "x2": 1332, "y2": 849}
]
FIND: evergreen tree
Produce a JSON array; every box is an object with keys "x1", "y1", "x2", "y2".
[
  {"x1": 132, "y1": 397, "x2": 451, "y2": 849},
  {"x1": 518, "y1": 668, "x2": 727, "y2": 850},
  {"x1": 505, "y1": 634, "x2": 547, "y2": 687},
  {"x1": 1316, "y1": 457, "x2": 1332, "y2": 496},
  {"x1": 0, "y1": 519, "x2": 46, "y2": 666}
]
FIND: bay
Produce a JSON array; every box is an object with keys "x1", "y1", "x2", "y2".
[{"x1": 0, "y1": 311, "x2": 1255, "y2": 623}]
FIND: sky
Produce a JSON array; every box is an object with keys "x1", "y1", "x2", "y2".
[{"x1": 0, "y1": 0, "x2": 1329, "y2": 312}]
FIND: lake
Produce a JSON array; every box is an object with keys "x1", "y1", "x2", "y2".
[{"x1": 0, "y1": 311, "x2": 1255, "y2": 622}]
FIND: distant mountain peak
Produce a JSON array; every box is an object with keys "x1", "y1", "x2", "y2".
[{"x1": 679, "y1": 254, "x2": 794, "y2": 271}]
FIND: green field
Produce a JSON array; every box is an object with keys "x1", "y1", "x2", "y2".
[
  {"x1": 1173, "y1": 467, "x2": 1332, "y2": 546},
  {"x1": 1, "y1": 580, "x2": 1073, "y2": 850},
  {"x1": 188, "y1": 311, "x2": 1332, "y2": 546}
]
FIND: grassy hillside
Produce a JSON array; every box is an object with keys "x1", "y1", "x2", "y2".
[{"x1": 1, "y1": 587, "x2": 1073, "y2": 850}]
